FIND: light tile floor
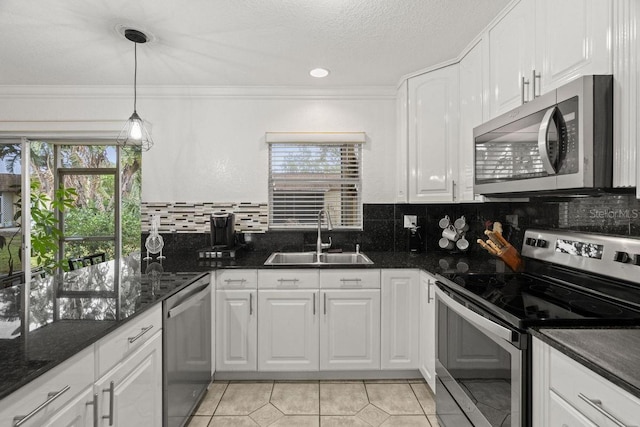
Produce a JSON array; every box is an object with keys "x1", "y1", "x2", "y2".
[{"x1": 188, "y1": 379, "x2": 440, "y2": 427}]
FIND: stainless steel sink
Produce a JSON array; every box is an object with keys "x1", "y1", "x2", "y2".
[
  {"x1": 264, "y1": 251, "x2": 373, "y2": 266},
  {"x1": 319, "y1": 252, "x2": 374, "y2": 265}
]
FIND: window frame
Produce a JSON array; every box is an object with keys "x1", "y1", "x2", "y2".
[{"x1": 266, "y1": 132, "x2": 365, "y2": 231}]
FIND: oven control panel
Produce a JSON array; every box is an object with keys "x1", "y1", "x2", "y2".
[{"x1": 522, "y1": 229, "x2": 640, "y2": 285}]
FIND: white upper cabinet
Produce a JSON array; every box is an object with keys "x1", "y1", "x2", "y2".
[
  {"x1": 535, "y1": 0, "x2": 612, "y2": 94},
  {"x1": 487, "y1": 0, "x2": 612, "y2": 119},
  {"x1": 487, "y1": 0, "x2": 536, "y2": 118},
  {"x1": 396, "y1": 80, "x2": 409, "y2": 203},
  {"x1": 407, "y1": 64, "x2": 459, "y2": 203},
  {"x1": 612, "y1": 0, "x2": 639, "y2": 191},
  {"x1": 458, "y1": 40, "x2": 486, "y2": 202}
]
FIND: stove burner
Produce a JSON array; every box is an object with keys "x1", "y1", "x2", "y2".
[
  {"x1": 569, "y1": 300, "x2": 624, "y2": 316},
  {"x1": 529, "y1": 284, "x2": 571, "y2": 297}
]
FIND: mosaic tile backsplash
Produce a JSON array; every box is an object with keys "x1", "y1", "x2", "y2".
[{"x1": 141, "y1": 202, "x2": 268, "y2": 233}]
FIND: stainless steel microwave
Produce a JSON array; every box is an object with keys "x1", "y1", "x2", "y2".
[{"x1": 473, "y1": 75, "x2": 612, "y2": 196}]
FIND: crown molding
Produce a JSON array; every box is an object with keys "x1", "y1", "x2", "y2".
[{"x1": 0, "y1": 85, "x2": 397, "y2": 100}]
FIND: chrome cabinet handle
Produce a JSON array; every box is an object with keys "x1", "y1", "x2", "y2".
[
  {"x1": 532, "y1": 69, "x2": 541, "y2": 98},
  {"x1": 340, "y1": 278, "x2": 361, "y2": 282},
  {"x1": 324, "y1": 293, "x2": 327, "y2": 315},
  {"x1": 452, "y1": 180, "x2": 457, "y2": 201},
  {"x1": 224, "y1": 278, "x2": 247, "y2": 284},
  {"x1": 250, "y1": 293, "x2": 253, "y2": 315},
  {"x1": 427, "y1": 280, "x2": 434, "y2": 303},
  {"x1": 521, "y1": 76, "x2": 530, "y2": 104},
  {"x1": 578, "y1": 393, "x2": 629, "y2": 427},
  {"x1": 128, "y1": 325, "x2": 153, "y2": 343},
  {"x1": 86, "y1": 393, "x2": 98, "y2": 427},
  {"x1": 313, "y1": 293, "x2": 316, "y2": 316},
  {"x1": 277, "y1": 278, "x2": 299, "y2": 286},
  {"x1": 103, "y1": 381, "x2": 114, "y2": 426},
  {"x1": 13, "y1": 385, "x2": 71, "y2": 426}
]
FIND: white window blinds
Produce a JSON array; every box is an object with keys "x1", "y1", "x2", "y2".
[{"x1": 267, "y1": 132, "x2": 364, "y2": 230}]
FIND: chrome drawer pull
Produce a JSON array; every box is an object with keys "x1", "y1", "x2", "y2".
[
  {"x1": 13, "y1": 385, "x2": 71, "y2": 426},
  {"x1": 427, "y1": 280, "x2": 434, "y2": 303},
  {"x1": 340, "y1": 278, "x2": 361, "y2": 282},
  {"x1": 86, "y1": 393, "x2": 99, "y2": 427},
  {"x1": 313, "y1": 293, "x2": 316, "y2": 315},
  {"x1": 578, "y1": 393, "x2": 629, "y2": 427},
  {"x1": 128, "y1": 325, "x2": 153, "y2": 343},
  {"x1": 103, "y1": 381, "x2": 115, "y2": 425},
  {"x1": 224, "y1": 278, "x2": 247, "y2": 284},
  {"x1": 277, "y1": 278, "x2": 299, "y2": 282}
]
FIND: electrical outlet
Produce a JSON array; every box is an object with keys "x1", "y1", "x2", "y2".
[
  {"x1": 506, "y1": 214, "x2": 518, "y2": 228},
  {"x1": 404, "y1": 215, "x2": 417, "y2": 228}
]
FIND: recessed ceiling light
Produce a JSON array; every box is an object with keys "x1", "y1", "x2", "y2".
[{"x1": 310, "y1": 68, "x2": 330, "y2": 78}]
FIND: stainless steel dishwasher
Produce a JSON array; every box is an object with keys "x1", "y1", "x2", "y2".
[{"x1": 163, "y1": 273, "x2": 212, "y2": 427}]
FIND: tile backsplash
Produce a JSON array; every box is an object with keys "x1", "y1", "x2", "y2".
[
  {"x1": 143, "y1": 194, "x2": 640, "y2": 254},
  {"x1": 142, "y1": 202, "x2": 268, "y2": 233}
]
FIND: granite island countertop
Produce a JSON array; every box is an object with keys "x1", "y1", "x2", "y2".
[
  {"x1": 0, "y1": 254, "x2": 206, "y2": 399},
  {"x1": 532, "y1": 327, "x2": 640, "y2": 399}
]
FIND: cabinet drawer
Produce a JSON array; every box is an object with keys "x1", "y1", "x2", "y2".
[
  {"x1": 96, "y1": 305, "x2": 162, "y2": 377},
  {"x1": 216, "y1": 269, "x2": 258, "y2": 289},
  {"x1": 0, "y1": 346, "x2": 94, "y2": 427},
  {"x1": 258, "y1": 270, "x2": 319, "y2": 289},
  {"x1": 549, "y1": 346, "x2": 640, "y2": 426},
  {"x1": 320, "y1": 269, "x2": 380, "y2": 289}
]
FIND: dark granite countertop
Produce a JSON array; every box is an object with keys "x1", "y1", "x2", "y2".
[
  {"x1": 0, "y1": 248, "x2": 505, "y2": 400},
  {"x1": 532, "y1": 327, "x2": 640, "y2": 399},
  {"x1": 0, "y1": 254, "x2": 206, "y2": 399}
]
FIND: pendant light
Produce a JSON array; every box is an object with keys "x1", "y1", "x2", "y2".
[{"x1": 118, "y1": 29, "x2": 153, "y2": 151}]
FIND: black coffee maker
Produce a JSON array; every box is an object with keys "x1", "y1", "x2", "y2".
[{"x1": 210, "y1": 212, "x2": 235, "y2": 249}]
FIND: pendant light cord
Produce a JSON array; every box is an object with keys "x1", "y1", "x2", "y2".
[{"x1": 133, "y1": 42, "x2": 138, "y2": 113}]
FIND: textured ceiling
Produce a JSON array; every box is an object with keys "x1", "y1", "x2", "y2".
[{"x1": 0, "y1": 0, "x2": 509, "y2": 87}]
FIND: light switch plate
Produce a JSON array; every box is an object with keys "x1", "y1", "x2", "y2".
[{"x1": 404, "y1": 215, "x2": 417, "y2": 228}]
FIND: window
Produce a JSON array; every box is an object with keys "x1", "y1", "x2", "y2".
[{"x1": 267, "y1": 132, "x2": 364, "y2": 230}]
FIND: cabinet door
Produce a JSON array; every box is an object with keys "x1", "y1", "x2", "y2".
[
  {"x1": 535, "y1": 0, "x2": 612, "y2": 94},
  {"x1": 95, "y1": 331, "x2": 162, "y2": 427},
  {"x1": 458, "y1": 40, "x2": 485, "y2": 202},
  {"x1": 547, "y1": 392, "x2": 598, "y2": 427},
  {"x1": 407, "y1": 64, "x2": 459, "y2": 202},
  {"x1": 320, "y1": 289, "x2": 380, "y2": 370},
  {"x1": 487, "y1": 0, "x2": 535, "y2": 118},
  {"x1": 381, "y1": 270, "x2": 419, "y2": 370},
  {"x1": 396, "y1": 80, "x2": 409, "y2": 202},
  {"x1": 419, "y1": 272, "x2": 436, "y2": 392},
  {"x1": 42, "y1": 386, "x2": 95, "y2": 427},
  {"x1": 216, "y1": 290, "x2": 257, "y2": 371},
  {"x1": 258, "y1": 290, "x2": 319, "y2": 371}
]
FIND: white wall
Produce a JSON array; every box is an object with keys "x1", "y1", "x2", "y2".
[{"x1": 0, "y1": 86, "x2": 397, "y2": 203}]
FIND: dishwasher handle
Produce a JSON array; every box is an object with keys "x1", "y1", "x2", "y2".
[{"x1": 168, "y1": 283, "x2": 211, "y2": 318}]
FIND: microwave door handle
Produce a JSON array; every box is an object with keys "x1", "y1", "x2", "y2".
[
  {"x1": 538, "y1": 106, "x2": 558, "y2": 175},
  {"x1": 435, "y1": 286, "x2": 515, "y2": 343}
]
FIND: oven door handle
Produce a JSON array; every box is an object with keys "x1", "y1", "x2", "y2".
[{"x1": 436, "y1": 286, "x2": 515, "y2": 343}]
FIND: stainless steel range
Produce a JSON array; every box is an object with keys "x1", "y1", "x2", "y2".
[{"x1": 434, "y1": 229, "x2": 640, "y2": 427}]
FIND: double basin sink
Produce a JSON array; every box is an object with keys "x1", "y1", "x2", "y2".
[{"x1": 264, "y1": 251, "x2": 374, "y2": 266}]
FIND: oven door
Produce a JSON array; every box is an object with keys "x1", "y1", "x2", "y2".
[{"x1": 435, "y1": 285, "x2": 525, "y2": 427}]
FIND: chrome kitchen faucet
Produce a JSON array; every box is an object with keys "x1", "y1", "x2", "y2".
[{"x1": 316, "y1": 209, "x2": 333, "y2": 258}]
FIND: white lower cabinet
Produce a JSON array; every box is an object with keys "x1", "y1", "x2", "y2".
[
  {"x1": 320, "y1": 289, "x2": 381, "y2": 370},
  {"x1": 0, "y1": 346, "x2": 95, "y2": 427},
  {"x1": 216, "y1": 289, "x2": 258, "y2": 371},
  {"x1": 41, "y1": 386, "x2": 96, "y2": 427},
  {"x1": 381, "y1": 270, "x2": 419, "y2": 370},
  {"x1": 533, "y1": 336, "x2": 640, "y2": 426},
  {"x1": 258, "y1": 290, "x2": 319, "y2": 371},
  {"x1": 419, "y1": 271, "x2": 436, "y2": 392},
  {"x1": 94, "y1": 331, "x2": 163, "y2": 427}
]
